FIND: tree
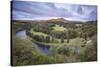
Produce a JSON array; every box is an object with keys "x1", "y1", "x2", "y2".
[
  {"x1": 67, "y1": 39, "x2": 70, "y2": 43},
  {"x1": 61, "y1": 37, "x2": 64, "y2": 43},
  {"x1": 83, "y1": 32, "x2": 88, "y2": 40},
  {"x1": 51, "y1": 37, "x2": 54, "y2": 43},
  {"x1": 45, "y1": 36, "x2": 51, "y2": 43},
  {"x1": 66, "y1": 29, "x2": 70, "y2": 43}
]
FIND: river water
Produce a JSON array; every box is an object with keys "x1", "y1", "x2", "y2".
[{"x1": 16, "y1": 30, "x2": 27, "y2": 39}]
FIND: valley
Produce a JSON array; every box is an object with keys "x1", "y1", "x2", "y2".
[{"x1": 12, "y1": 18, "x2": 97, "y2": 65}]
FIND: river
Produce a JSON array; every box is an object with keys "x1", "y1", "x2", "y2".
[{"x1": 16, "y1": 30, "x2": 27, "y2": 39}]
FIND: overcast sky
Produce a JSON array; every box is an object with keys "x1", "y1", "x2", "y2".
[{"x1": 12, "y1": 1, "x2": 97, "y2": 21}]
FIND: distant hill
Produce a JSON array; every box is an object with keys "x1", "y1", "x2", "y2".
[{"x1": 12, "y1": 18, "x2": 97, "y2": 24}]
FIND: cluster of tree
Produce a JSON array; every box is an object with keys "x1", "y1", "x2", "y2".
[
  {"x1": 26, "y1": 23, "x2": 80, "y2": 43},
  {"x1": 50, "y1": 29, "x2": 78, "y2": 43},
  {"x1": 31, "y1": 24, "x2": 53, "y2": 34},
  {"x1": 32, "y1": 24, "x2": 78, "y2": 39},
  {"x1": 32, "y1": 35, "x2": 51, "y2": 43},
  {"x1": 79, "y1": 22, "x2": 97, "y2": 40}
]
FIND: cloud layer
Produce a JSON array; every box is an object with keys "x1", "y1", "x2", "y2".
[{"x1": 12, "y1": 1, "x2": 97, "y2": 21}]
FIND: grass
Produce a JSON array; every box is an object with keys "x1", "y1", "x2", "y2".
[
  {"x1": 30, "y1": 29, "x2": 48, "y2": 37},
  {"x1": 52, "y1": 25, "x2": 67, "y2": 31},
  {"x1": 68, "y1": 37, "x2": 85, "y2": 46}
]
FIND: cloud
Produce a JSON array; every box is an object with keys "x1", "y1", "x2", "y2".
[{"x1": 12, "y1": 1, "x2": 97, "y2": 21}]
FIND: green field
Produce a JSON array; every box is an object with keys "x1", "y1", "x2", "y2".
[
  {"x1": 30, "y1": 28, "x2": 48, "y2": 37},
  {"x1": 52, "y1": 24, "x2": 67, "y2": 31}
]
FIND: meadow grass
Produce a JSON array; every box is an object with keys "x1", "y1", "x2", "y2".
[{"x1": 52, "y1": 24, "x2": 67, "y2": 31}]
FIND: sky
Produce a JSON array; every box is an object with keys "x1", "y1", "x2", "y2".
[{"x1": 12, "y1": 1, "x2": 97, "y2": 21}]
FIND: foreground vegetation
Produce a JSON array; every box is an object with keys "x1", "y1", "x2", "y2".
[{"x1": 12, "y1": 19, "x2": 97, "y2": 66}]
